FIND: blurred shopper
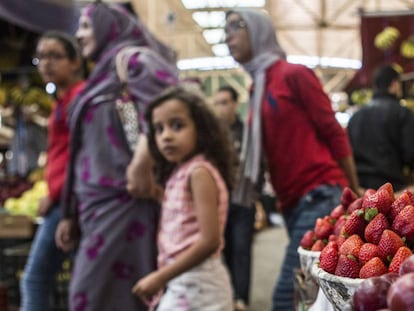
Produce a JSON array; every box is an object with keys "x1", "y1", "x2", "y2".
[
  {"x1": 7, "y1": 76, "x2": 48, "y2": 178},
  {"x1": 348, "y1": 64, "x2": 414, "y2": 193},
  {"x1": 224, "y1": 10, "x2": 361, "y2": 311},
  {"x1": 214, "y1": 85, "x2": 255, "y2": 311},
  {"x1": 20, "y1": 31, "x2": 84, "y2": 311},
  {"x1": 54, "y1": 3, "x2": 178, "y2": 311}
]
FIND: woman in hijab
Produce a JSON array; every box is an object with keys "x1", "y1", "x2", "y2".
[
  {"x1": 55, "y1": 3, "x2": 178, "y2": 310},
  {"x1": 224, "y1": 10, "x2": 361, "y2": 311}
]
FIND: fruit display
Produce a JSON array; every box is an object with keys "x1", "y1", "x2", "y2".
[
  {"x1": 8, "y1": 86, "x2": 53, "y2": 112},
  {"x1": 400, "y1": 36, "x2": 414, "y2": 59},
  {"x1": 3, "y1": 180, "x2": 47, "y2": 218},
  {"x1": 350, "y1": 89, "x2": 372, "y2": 107},
  {"x1": 353, "y1": 272, "x2": 399, "y2": 311},
  {"x1": 0, "y1": 176, "x2": 33, "y2": 205},
  {"x1": 374, "y1": 26, "x2": 400, "y2": 50},
  {"x1": 301, "y1": 182, "x2": 414, "y2": 310},
  {"x1": 352, "y1": 255, "x2": 414, "y2": 310},
  {"x1": 302, "y1": 183, "x2": 414, "y2": 279}
]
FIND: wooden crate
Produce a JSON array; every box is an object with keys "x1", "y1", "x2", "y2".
[{"x1": 0, "y1": 215, "x2": 34, "y2": 239}]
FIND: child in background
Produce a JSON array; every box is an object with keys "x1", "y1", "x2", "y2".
[{"x1": 131, "y1": 86, "x2": 234, "y2": 310}]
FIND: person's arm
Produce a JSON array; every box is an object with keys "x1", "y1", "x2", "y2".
[
  {"x1": 126, "y1": 134, "x2": 162, "y2": 201},
  {"x1": 132, "y1": 166, "x2": 221, "y2": 301},
  {"x1": 337, "y1": 155, "x2": 364, "y2": 197}
]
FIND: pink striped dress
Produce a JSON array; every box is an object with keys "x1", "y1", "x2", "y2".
[
  {"x1": 158, "y1": 154, "x2": 229, "y2": 266},
  {"x1": 156, "y1": 154, "x2": 232, "y2": 310}
]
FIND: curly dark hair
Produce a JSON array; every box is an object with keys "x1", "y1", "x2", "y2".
[{"x1": 145, "y1": 86, "x2": 236, "y2": 190}]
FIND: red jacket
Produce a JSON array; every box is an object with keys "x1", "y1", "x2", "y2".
[
  {"x1": 261, "y1": 60, "x2": 351, "y2": 212},
  {"x1": 46, "y1": 81, "x2": 84, "y2": 202}
]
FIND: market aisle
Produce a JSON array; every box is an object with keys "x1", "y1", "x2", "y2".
[{"x1": 249, "y1": 225, "x2": 288, "y2": 311}]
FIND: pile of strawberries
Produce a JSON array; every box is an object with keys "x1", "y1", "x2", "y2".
[{"x1": 300, "y1": 183, "x2": 414, "y2": 279}]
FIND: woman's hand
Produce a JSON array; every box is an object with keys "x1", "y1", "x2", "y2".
[
  {"x1": 55, "y1": 219, "x2": 76, "y2": 252},
  {"x1": 125, "y1": 135, "x2": 163, "y2": 202},
  {"x1": 126, "y1": 163, "x2": 163, "y2": 202}
]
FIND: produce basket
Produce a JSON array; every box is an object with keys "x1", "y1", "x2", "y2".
[{"x1": 311, "y1": 262, "x2": 363, "y2": 311}]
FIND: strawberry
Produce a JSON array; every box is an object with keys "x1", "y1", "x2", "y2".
[
  {"x1": 364, "y1": 188, "x2": 376, "y2": 198},
  {"x1": 359, "y1": 257, "x2": 387, "y2": 278},
  {"x1": 378, "y1": 229, "x2": 405, "y2": 262},
  {"x1": 314, "y1": 217, "x2": 334, "y2": 240},
  {"x1": 339, "y1": 234, "x2": 364, "y2": 258},
  {"x1": 336, "y1": 230, "x2": 347, "y2": 248},
  {"x1": 300, "y1": 230, "x2": 316, "y2": 250},
  {"x1": 392, "y1": 205, "x2": 414, "y2": 245},
  {"x1": 340, "y1": 187, "x2": 358, "y2": 209},
  {"x1": 343, "y1": 209, "x2": 366, "y2": 238},
  {"x1": 330, "y1": 204, "x2": 345, "y2": 219},
  {"x1": 347, "y1": 197, "x2": 363, "y2": 214},
  {"x1": 319, "y1": 241, "x2": 339, "y2": 274},
  {"x1": 311, "y1": 239, "x2": 325, "y2": 251},
  {"x1": 406, "y1": 190, "x2": 414, "y2": 204},
  {"x1": 365, "y1": 213, "x2": 390, "y2": 244},
  {"x1": 362, "y1": 188, "x2": 394, "y2": 215},
  {"x1": 335, "y1": 254, "x2": 360, "y2": 278},
  {"x1": 359, "y1": 243, "x2": 381, "y2": 265},
  {"x1": 377, "y1": 182, "x2": 395, "y2": 201},
  {"x1": 328, "y1": 234, "x2": 337, "y2": 242},
  {"x1": 389, "y1": 190, "x2": 414, "y2": 221},
  {"x1": 333, "y1": 215, "x2": 347, "y2": 236},
  {"x1": 388, "y1": 246, "x2": 413, "y2": 273}
]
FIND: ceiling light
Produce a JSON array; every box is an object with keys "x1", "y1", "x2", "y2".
[
  {"x1": 212, "y1": 43, "x2": 229, "y2": 56},
  {"x1": 192, "y1": 11, "x2": 225, "y2": 28},
  {"x1": 182, "y1": 0, "x2": 265, "y2": 9},
  {"x1": 203, "y1": 29, "x2": 225, "y2": 44}
]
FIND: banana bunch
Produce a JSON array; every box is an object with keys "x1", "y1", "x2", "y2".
[
  {"x1": 9, "y1": 87, "x2": 24, "y2": 104},
  {"x1": 374, "y1": 26, "x2": 400, "y2": 50},
  {"x1": 400, "y1": 36, "x2": 414, "y2": 58},
  {"x1": 351, "y1": 89, "x2": 372, "y2": 107},
  {"x1": 9, "y1": 87, "x2": 53, "y2": 112}
]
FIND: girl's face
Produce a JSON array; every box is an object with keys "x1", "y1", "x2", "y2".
[
  {"x1": 225, "y1": 13, "x2": 253, "y2": 64},
  {"x1": 76, "y1": 14, "x2": 96, "y2": 59},
  {"x1": 152, "y1": 99, "x2": 197, "y2": 165},
  {"x1": 36, "y1": 38, "x2": 79, "y2": 87}
]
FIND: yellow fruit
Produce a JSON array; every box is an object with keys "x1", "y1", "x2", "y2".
[
  {"x1": 351, "y1": 89, "x2": 373, "y2": 107},
  {"x1": 374, "y1": 26, "x2": 400, "y2": 50},
  {"x1": 0, "y1": 88, "x2": 6, "y2": 106},
  {"x1": 401, "y1": 40, "x2": 414, "y2": 58},
  {"x1": 4, "y1": 198, "x2": 18, "y2": 212}
]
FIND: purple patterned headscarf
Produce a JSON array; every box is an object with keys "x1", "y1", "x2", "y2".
[
  {"x1": 71, "y1": 3, "x2": 178, "y2": 123},
  {"x1": 62, "y1": 3, "x2": 178, "y2": 218}
]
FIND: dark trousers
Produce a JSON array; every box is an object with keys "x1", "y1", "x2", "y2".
[{"x1": 223, "y1": 203, "x2": 256, "y2": 303}]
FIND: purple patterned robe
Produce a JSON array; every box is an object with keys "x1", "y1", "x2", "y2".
[{"x1": 61, "y1": 4, "x2": 178, "y2": 311}]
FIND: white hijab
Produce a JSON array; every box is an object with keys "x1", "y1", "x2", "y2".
[{"x1": 229, "y1": 10, "x2": 286, "y2": 204}]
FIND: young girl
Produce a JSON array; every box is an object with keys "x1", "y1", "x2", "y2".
[{"x1": 131, "y1": 86, "x2": 235, "y2": 310}]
